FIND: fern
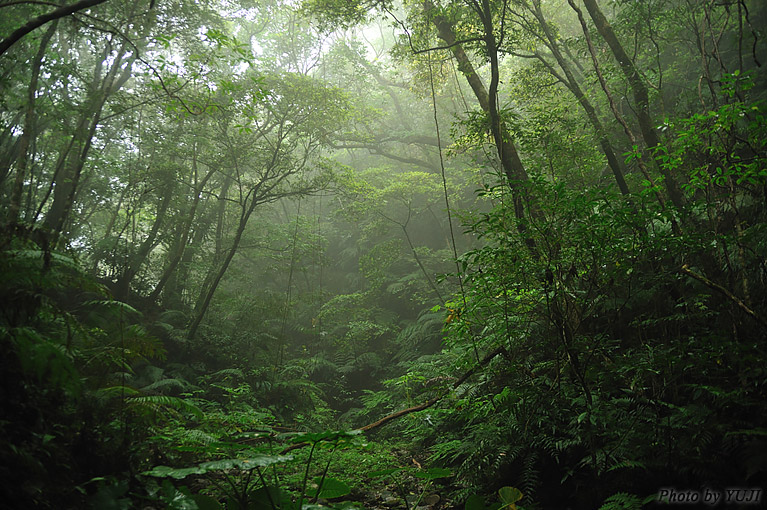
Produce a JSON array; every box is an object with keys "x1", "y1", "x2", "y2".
[
  {"x1": 142, "y1": 378, "x2": 192, "y2": 394},
  {"x1": 184, "y1": 428, "x2": 217, "y2": 445},
  {"x1": 606, "y1": 460, "x2": 647, "y2": 473},
  {"x1": 127, "y1": 395, "x2": 203, "y2": 420},
  {"x1": 306, "y1": 354, "x2": 340, "y2": 379},
  {"x1": 518, "y1": 450, "x2": 540, "y2": 497},
  {"x1": 81, "y1": 299, "x2": 142, "y2": 319},
  {"x1": 96, "y1": 385, "x2": 141, "y2": 398},
  {"x1": 393, "y1": 310, "x2": 444, "y2": 361},
  {"x1": 209, "y1": 368, "x2": 245, "y2": 380},
  {"x1": 599, "y1": 492, "x2": 643, "y2": 510},
  {"x1": 157, "y1": 309, "x2": 187, "y2": 327}
]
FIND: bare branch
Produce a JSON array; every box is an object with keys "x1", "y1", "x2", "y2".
[
  {"x1": 0, "y1": 0, "x2": 111, "y2": 57},
  {"x1": 281, "y1": 345, "x2": 508, "y2": 453},
  {"x1": 680, "y1": 264, "x2": 767, "y2": 329}
]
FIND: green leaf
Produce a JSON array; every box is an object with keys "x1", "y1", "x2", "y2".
[
  {"x1": 250, "y1": 486, "x2": 283, "y2": 510},
  {"x1": 367, "y1": 468, "x2": 402, "y2": 478},
  {"x1": 199, "y1": 454, "x2": 293, "y2": 471},
  {"x1": 144, "y1": 455, "x2": 292, "y2": 480},
  {"x1": 89, "y1": 479, "x2": 130, "y2": 510},
  {"x1": 465, "y1": 494, "x2": 488, "y2": 510},
  {"x1": 143, "y1": 465, "x2": 205, "y2": 479},
  {"x1": 127, "y1": 395, "x2": 204, "y2": 419},
  {"x1": 250, "y1": 486, "x2": 287, "y2": 510},
  {"x1": 309, "y1": 477, "x2": 351, "y2": 499},
  {"x1": 498, "y1": 487, "x2": 523, "y2": 508},
  {"x1": 192, "y1": 494, "x2": 224, "y2": 510}
]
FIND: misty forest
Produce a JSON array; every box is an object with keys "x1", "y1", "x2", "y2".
[{"x1": 1, "y1": 0, "x2": 766, "y2": 508}]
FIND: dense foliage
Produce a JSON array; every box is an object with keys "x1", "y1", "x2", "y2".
[{"x1": 1, "y1": 0, "x2": 766, "y2": 508}]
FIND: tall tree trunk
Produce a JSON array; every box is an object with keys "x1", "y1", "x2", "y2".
[
  {"x1": 42, "y1": 41, "x2": 133, "y2": 240},
  {"x1": 0, "y1": 125, "x2": 22, "y2": 189},
  {"x1": 214, "y1": 171, "x2": 233, "y2": 258},
  {"x1": 148, "y1": 149, "x2": 217, "y2": 302},
  {"x1": 568, "y1": 0, "x2": 670, "y2": 211},
  {"x1": 186, "y1": 183, "x2": 263, "y2": 340},
  {"x1": 114, "y1": 179, "x2": 174, "y2": 299},
  {"x1": 580, "y1": 0, "x2": 685, "y2": 209},
  {"x1": 186, "y1": 130, "x2": 299, "y2": 339},
  {"x1": 423, "y1": 0, "x2": 536, "y2": 253},
  {"x1": 8, "y1": 22, "x2": 58, "y2": 226},
  {"x1": 531, "y1": 1, "x2": 630, "y2": 195},
  {"x1": 162, "y1": 218, "x2": 207, "y2": 310}
]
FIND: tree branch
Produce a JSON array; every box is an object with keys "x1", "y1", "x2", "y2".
[
  {"x1": 0, "y1": 0, "x2": 111, "y2": 57},
  {"x1": 680, "y1": 264, "x2": 767, "y2": 329},
  {"x1": 280, "y1": 345, "x2": 508, "y2": 454},
  {"x1": 328, "y1": 141, "x2": 436, "y2": 170},
  {"x1": 411, "y1": 36, "x2": 485, "y2": 55},
  {"x1": 361, "y1": 345, "x2": 507, "y2": 432}
]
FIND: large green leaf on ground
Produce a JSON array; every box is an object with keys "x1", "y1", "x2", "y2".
[{"x1": 308, "y1": 477, "x2": 351, "y2": 499}]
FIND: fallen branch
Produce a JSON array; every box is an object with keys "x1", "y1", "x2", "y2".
[
  {"x1": 280, "y1": 345, "x2": 507, "y2": 454},
  {"x1": 680, "y1": 264, "x2": 767, "y2": 329},
  {"x1": 359, "y1": 396, "x2": 440, "y2": 433},
  {"x1": 362, "y1": 345, "x2": 508, "y2": 433}
]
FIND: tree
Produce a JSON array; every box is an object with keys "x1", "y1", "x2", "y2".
[
  {"x1": 516, "y1": 0, "x2": 630, "y2": 195},
  {"x1": 0, "y1": 0, "x2": 112, "y2": 57},
  {"x1": 576, "y1": 0, "x2": 684, "y2": 208},
  {"x1": 185, "y1": 70, "x2": 351, "y2": 339},
  {"x1": 422, "y1": 0, "x2": 535, "y2": 236}
]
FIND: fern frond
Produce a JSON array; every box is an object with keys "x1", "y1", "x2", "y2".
[
  {"x1": 127, "y1": 395, "x2": 203, "y2": 419},
  {"x1": 142, "y1": 378, "x2": 192, "y2": 394},
  {"x1": 599, "y1": 492, "x2": 643, "y2": 510},
  {"x1": 606, "y1": 460, "x2": 647, "y2": 473},
  {"x1": 184, "y1": 429, "x2": 217, "y2": 445},
  {"x1": 96, "y1": 385, "x2": 141, "y2": 398},
  {"x1": 81, "y1": 299, "x2": 142, "y2": 319},
  {"x1": 157, "y1": 309, "x2": 187, "y2": 326},
  {"x1": 518, "y1": 450, "x2": 540, "y2": 497},
  {"x1": 209, "y1": 368, "x2": 245, "y2": 380}
]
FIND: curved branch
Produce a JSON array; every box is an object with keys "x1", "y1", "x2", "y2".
[
  {"x1": 280, "y1": 345, "x2": 508, "y2": 454},
  {"x1": 0, "y1": 1, "x2": 59, "y2": 8},
  {"x1": 0, "y1": 0, "x2": 111, "y2": 57},
  {"x1": 362, "y1": 345, "x2": 507, "y2": 432},
  {"x1": 680, "y1": 264, "x2": 766, "y2": 329},
  {"x1": 328, "y1": 141, "x2": 436, "y2": 170},
  {"x1": 410, "y1": 36, "x2": 485, "y2": 55}
]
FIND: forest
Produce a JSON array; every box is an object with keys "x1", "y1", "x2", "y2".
[{"x1": 1, "y1": 0, "x2": 766, "y2": 508}]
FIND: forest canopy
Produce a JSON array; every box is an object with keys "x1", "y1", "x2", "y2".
[{"x1": 1, "y1": 0, "x2": 766, "y2": 508}]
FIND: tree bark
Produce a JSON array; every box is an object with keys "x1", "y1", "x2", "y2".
[
  {"x1": 0, "y1": 0, "x2": 110, "y2": 57},
  {"x1": 580, "y1": 0, "x2": 684, "y2": 209},
  {"x1": 680, "y1": 264, "x2": 767, "y2": 330},
  {"x1": 148, "y1": 151, "x2": 217, "y2": 302},
  {"x1": 114, "y1": 179, "x2": 174, "y2": 299},
  {"x1": 423, "y1": 0, "x2": 536, "y2": 253},
  {"x1": 186, "y1": 124, "x2": 311, "y2": 340},
  {"x1": 531, "y1": 1, "x2": 630, "y2": 195},
  {"x1": 569, "y1": 0, "x2": 671, "y2": 213},
  {"x1": 8, "y1": 22, "x2": 58, "y2": 226},
  {"x1": 186, "y1": 180, "x2": 264, "y2": 340},
  {"x1": 42, "y1": 41, "x2": 133, "y2": 240},
  {"x1": 424, "y1": 1, "x2": 528, "y2": 184}
]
